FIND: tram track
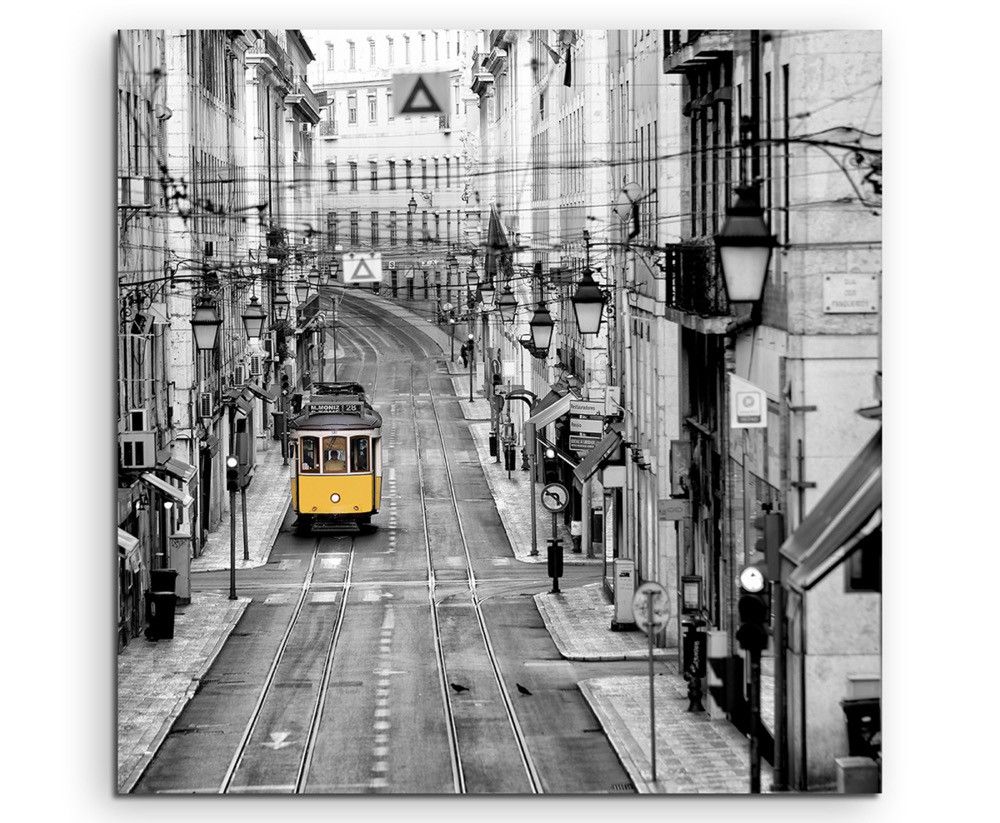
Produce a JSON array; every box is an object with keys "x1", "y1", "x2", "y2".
[{"x1": 345, "y1": 292, "x2": 542, "y2": 793}]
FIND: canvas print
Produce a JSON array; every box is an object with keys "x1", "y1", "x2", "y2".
[{"x1": 116, "y1": 28, "x2": 882, "y2": 795}]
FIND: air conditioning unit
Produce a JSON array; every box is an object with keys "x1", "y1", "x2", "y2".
[
  {"x1": 250, "y1": 355, "x2": 263, "y2": 377},
  {"x1": 198, "y1": 392, "x2": 214, "y2": 420},
  {"x1": 127, "y1": 409, "x2": 149, "y2": 432},
  {"x1": 119, "y1": 432, "x2": 155, "y2": 470},
  {"x1": 118, "y1": 176, "x2": 151, "y2": 208}
]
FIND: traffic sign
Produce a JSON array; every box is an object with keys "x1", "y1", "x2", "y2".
[
  {"x1": 540, "y1": 482, "x2": 569, "y2": 513},
  {"x1": 391, "y1": 72, "x2": 450, "y2": 116},
  {"x1": 730, "y1": 374, "x2": 767, "y2": 429},
  {"x1": 342, "y1": 252, "x2": 383, "y2": 284},
  {"x1": 633, "y1": 581, "x2": 670, "y2": 634}
]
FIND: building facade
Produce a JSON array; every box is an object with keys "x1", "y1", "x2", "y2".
[{"x1": 305, "y1": 29, "x2": 481, "y2": 321}]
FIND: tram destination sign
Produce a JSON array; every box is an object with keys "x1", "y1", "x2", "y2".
[{"x1": 309, "y1": 402, "x2": 363, "y2": 415}]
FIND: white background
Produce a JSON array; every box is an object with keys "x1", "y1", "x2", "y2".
[{"x1": 4, "y1": 1, "x2": 997, "y2": 819}]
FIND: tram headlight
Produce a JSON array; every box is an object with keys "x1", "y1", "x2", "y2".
[{"x1": 330, "y1": 493, "x2": 341, "y2": 503}]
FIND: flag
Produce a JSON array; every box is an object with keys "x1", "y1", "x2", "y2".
[{"x1": 563, "y1": 47, "x2": 572, "y2": 87}]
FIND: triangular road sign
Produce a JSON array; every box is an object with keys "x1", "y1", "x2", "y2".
[
  {"x1": 400, "y1": 76, "x2": 442, "y2": 115},
  {"x1": 350, "y1": 258, "x2": 379, "y2": 283},
  {"x1": 342, "y1": 252, "x2": 383, "y2": 284}
]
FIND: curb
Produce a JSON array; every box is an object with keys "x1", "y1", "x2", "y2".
[
  {"x1": 578, "y1": 680, "x2": 663, "y2": 794},
  {"x1": 533, "y1": 592, "x2": 675, "y2": 662},
  {"x1": 118, "y1": 596, "x2": 250, "y2": 793}
]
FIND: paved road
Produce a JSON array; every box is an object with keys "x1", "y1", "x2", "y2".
[{"x1": 133, "y1": 288, "x2": 644, "y2": 795}]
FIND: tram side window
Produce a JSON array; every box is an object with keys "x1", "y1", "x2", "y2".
[
  {"x1": 351, "y1": 436, "x2": 370, "y2": 472},
  {"x1": 300, "y1": 436, "x2": 320, "y2": 473},
  {"x1": 323, "y1": 435, "x2": 348, "y2": 473}
]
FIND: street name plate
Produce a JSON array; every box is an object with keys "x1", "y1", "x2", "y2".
[
  {"x1": 823, "y1": 273, "x2": 879, "y2": 314},
  {"x1": 657, "y1": 498, "x2": 691, "y2": 521}
]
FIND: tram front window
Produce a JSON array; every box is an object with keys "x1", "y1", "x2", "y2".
[
  {"x1": 300, "y1": 436, "x2": 320, "y2": 473},
  {"x1": 322, "y1": 435, "x2": 348, "y2": 473},
  {"x1": 351, "y1": 436, "x2": 370, "y2": 472}
]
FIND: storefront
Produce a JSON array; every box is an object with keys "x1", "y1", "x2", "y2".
[{"x1": 117, "y1": 527, "x2": 144, "y2": 649}]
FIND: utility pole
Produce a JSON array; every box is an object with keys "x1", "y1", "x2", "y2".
[{"x1": 226, "y1": 456, "x2": 239, "y2": 600}]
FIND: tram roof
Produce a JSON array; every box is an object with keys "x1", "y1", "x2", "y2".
[{"x1": 290, "y1": 409, "x2": 383, "y2": 431}]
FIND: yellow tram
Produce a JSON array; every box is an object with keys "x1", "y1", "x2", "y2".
[{"x1": 289, "y1": 382, "x2": 383, "y2": 534}]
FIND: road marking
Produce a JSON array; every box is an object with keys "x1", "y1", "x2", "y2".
[
  {"x1": 371, "y1": 761, "x2": 389, "y2": 773},
  {"x1": 320, "y1": 557, "x2": 343, "y2": 569},
  {"x1": 374, "y1": 721, "x2": 391, "y2": 731},
  {"x1": 261, "y1": 732, "x2": 294, "y2": 750},
  {"x1": 374, "y1": 708, "x2": 390, "y2": 718},
  {"x1": 373, "y1": 745, "x2": 389, "y2": 757},
  {"x1": 309, "y1": 591, "x2": 339, "y2": 604},
  {"x1": 370, "y1": 777, "x2": 388, "y2": 788}
]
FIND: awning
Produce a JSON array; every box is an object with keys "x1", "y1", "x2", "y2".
[
  {"x1": 117, "y1": 528, "x2": 139, "y2": 554},
  {"x1": 782, "y1": 429, "x2": 882, "y2": 593},
  {"x1": 573, "y1": 423, "x2": 623, "y2": 485},
  {"x1": 160, "y1": 456, "x2": 197, "y2": 483},
  {"x1": 140, "y1": 472, "x2": 195, "y2": 508},
  {"x1": 244, "y1": 381, "x2": 273, "y2": 402},
  {"x1": 526, "y1": 392, "x2": 575, "y2": 430}
]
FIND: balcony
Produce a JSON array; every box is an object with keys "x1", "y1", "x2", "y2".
[
  {"x1": 319, "y1": 120, "x2": 339, "y2": 137},
  {"x1": 287, "y1": 80, "x2": 322, "y2": 125},
  {"x1": 663, "y1": 29, "x2": 734, "y2": 75},
  {"x1": 663, "y1": 241, "x2": 731, "y2": 323}
]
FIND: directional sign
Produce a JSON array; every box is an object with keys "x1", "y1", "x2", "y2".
[
  {"x1": 569, "y1": 400, "x2": 604, "y2": 417},
  {"x1": 342, "y1": 252, "x2": 383, "y2": 284},
  {"x1": 570, "y1": 417, "x2": 604, "y2": 435},
  {"x1": 569, "y1": 434, "x2": 601, "y2": 454},
  {"x1": 633, "y1": 581, "x2": 670, "y2": 634},
  {"x1": 391, "y1": 72, "x2": 451, "y2": 117},
  {"x1": 540, "y1": 482, "x2": 569, "y2": 513}
]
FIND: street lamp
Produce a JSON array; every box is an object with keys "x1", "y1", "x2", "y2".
[
  {"x1": 241, "y1": 294, "x2": 267, "y2": 340},
  {"x1": 191, "y1": 297, "x2": 221, "y2": 351},
  {"x1": 408, "y1": 195, "x2": 418, "y2": 215},
  {"x1": 714, "y1": 183, "x2": 777, "y2": 303},
  {"x1": 571, "y1": 267, "x2": 607, "y2": 335},
  {"x1": 308, "y1": 265, "x2": 321, "y2": 290},
  {"x1": 528, "y1": 301, "x2": 555, "y2": 355},
  {"x1": 497, "y1": 284, "x2": 518, "y2": 325},
  {"x1": 467, "y1": 259, "x2": 480, "y2": 289},
  {"x1": 449, "y1": 316, "x2": 456, "y2": 362},
  {"x1": 478, "y1": 278, "x2": 496, "y2": 307},
  {"x1": 467, "y1": 333, "x2": 475, "y2": 403},
  {"x1": 273, "y1": 286, "x2": 290, "y2": 322},
  {"x1": 294, "y1": 275, "x2": 311, "y2": 305}
]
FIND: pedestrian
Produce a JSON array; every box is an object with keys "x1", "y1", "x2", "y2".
[{"x1": 460, "y1": 342, "x2": 469, "y2": 368}]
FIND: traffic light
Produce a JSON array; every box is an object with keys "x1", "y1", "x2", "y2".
[
  {"x1": 751, "y1": 506, "x2": 785, "y2": 581},
  {"x1": 736, "y1": 564, "x2": 770, "y2": 654},
  {"x1": 226, "y1": 455, "x2": 239, "y2": 492},
  {"x1": 281, "y1": 371, "x2": 290, "y2": 398}
]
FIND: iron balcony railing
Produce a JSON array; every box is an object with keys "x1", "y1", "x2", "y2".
[
  {"x1": 663, "y1": 241, "x2": 730, "y2": 317},
  {"x1": 319, "y1": 120, "x2": 338, "y2": 136}
]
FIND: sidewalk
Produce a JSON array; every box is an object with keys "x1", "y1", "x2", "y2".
[
  {"x1": 534, "y1": 583, "x2": 673, "y2": 661},
  {"x1": 580, "y1": 675, "x2": 775, "y2": 793},
  {"x1": 117, "y1": 592, "x2": 249, "y2": 792},
  {"x1": 446, "y1": 359, "x2": 492, "y2": 420},
  {"x1": 192, "y1": 443, "x2": 290, "y2": 572}
]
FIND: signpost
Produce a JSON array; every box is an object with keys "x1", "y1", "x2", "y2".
[
  {"x1": 633, "y1": 580, "x2": 670, "y2": 784},
  {"x1": 341, "y1": 252, "x2": 383, "y2": 284},
  {"x1": 391, "y1": 72, "x2": 451, "y2": 117},
  {"x1": 540, "y1": 482, "x2": 568, "y2": 593}
]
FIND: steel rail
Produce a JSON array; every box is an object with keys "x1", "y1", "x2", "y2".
[{"x1": 344, "y1": 293, "x2": 542, "y2": 793}]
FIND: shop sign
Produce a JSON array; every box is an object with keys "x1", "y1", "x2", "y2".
[{"x1": 657, "y1": 498, "x2": 690, "y2": 521}]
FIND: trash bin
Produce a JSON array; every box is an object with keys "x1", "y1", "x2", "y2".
[
  {"x1": 150, "y1": 568, "x2": 178, "y2": 594},
  {"x1": 841, "y1": 698, "x2": 881, "y2": 760},
  {"x1": 488, "y1": 430, "x2": 498, "y2": 457},
  {"x1": 503, "y1": 444, "x2": 517, "y2": 470},
  {"x1": 148, "y1": 591, "x2": 177, "y2": 640}
]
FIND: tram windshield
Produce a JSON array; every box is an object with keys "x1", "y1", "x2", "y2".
[
  {"x1": 322, "y1": 435, "x2": 348, "y2": 474},
  {"x1": 351, "y1": 436, "x2": 370, "y2": 472}
]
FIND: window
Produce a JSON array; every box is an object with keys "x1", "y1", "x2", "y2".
[
  {"x1": 349, "y1": 161, "x2": 358, "y2": 191},
  {"x1": 368, "y1": 94, "x2": 377, "y2": 123},
  {"x1": 445, "y1": 158, "x2": 450, "y2": 187},
  {"x1": 371, "y1": 211, "x2": 379, "y2": 245},
  {"x1": 326, "y1": 211, "x2": 338, "y2": 248},
  {"x1": 421, "y1": 211, "x2": 428, "y2": 242},
  {"x1": 404, "y1": 35, "x2": 410, "y2": 64},
  {"x1": 446, "y1": 209, "x2": 451, "y2": 242},
  {"x1": 350, "y1": 211, "x2": 359, "y2": 245},
  {"x1": 405, "y1": 159, "x2": 413, "y2": 188},
  {"x1": 386, "y1": 89, "x2": 393, "y2": 118},
  {"x1": 539, "y1": 91, "x2": 545, "y2": 119},
  {"x1": 387, "y1": 36, "x2": 394, "y2": 65},
  {"x1": 351, "y1": 436, "x2": 371, "y2": 472},
  {"x1": 454, "y1": 81, "x2": 460, "y2": 115},
  {"x1": 327, "y1": 44, "x2": 335, "y2": 70},
  {"x1": 348, "y1": 40, "x2": 356, "y2": 69},
  {"x1": 406, "y1": 212, "x2": 413, "y2": 244},
  {"x1": 421, "y1": 159, "x2": 427, "y2": 188},
  {"x1": 369, "y1": 161, "x2": 378, "y2": 190},
  {"x1": 328, "y1": 160, "x2": 337, "y2": 192},
  {"x1": 348, "y1": 94, "x2": 357, "y2": 124},
  {"x1": 434, "y1": 158, "x2": 440, "y2": 189},
  {"x1": 434, "y1": 31, "x2": 439, "y2": 60},
  {"x1": 322, "y1": 435, "x2": 348, "y2": 474},
  {"x1": 847, "y1": 522, "x2": 882, "y2": 593},
  {"x1": 388, "y1": 160, "x2": 396, "y2": 189},
  {"x1": 420, "y1": 33, "x2": 426, "y2": 62},
  {"x1": 434, "y1": 212, "x2": 440, "y2": 241},
  {"x1": 389, "y1": 211, "x2": 398, "y2": 245},
  {"x1": 300, "y1": 436, "x2": 320, "y2": 473},
  {"x1": 369, "y1": 39, "x2": 376, "y2": 66},
  {"x1": 456, "y1": 33, "x2": 460, "y2": 55}
]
